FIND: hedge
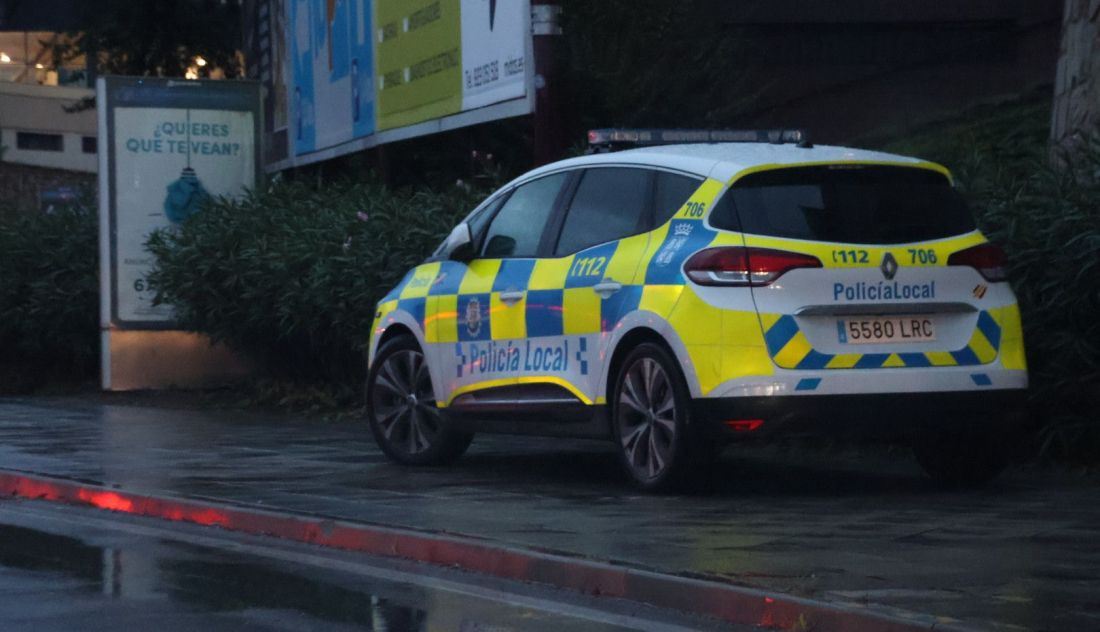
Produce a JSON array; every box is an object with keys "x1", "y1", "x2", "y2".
[
  {"x1": 0, "y1": 203, "x2": 99, "y2": 389},
  {"x1": 145, "y1": 177, "x2": 488, "y2": 387},
  {"x1": 957, "y1": 138, "x2": 1100, "y2": 460}
]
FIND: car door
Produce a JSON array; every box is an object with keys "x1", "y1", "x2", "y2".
[
  {"x1": 531, "y1": 166, "x2": 656, "y2": 404},
  {"x1": 427, "y1": 172, "x2": 570, "y2": 409}
]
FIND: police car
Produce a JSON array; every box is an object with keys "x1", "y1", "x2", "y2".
[{"x1": 366, "y1": 129, "x2": 1027, "y2": 491}]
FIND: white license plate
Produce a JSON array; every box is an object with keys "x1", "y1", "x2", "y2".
[{"x1": 838, "y1": 316, "x2": 935, "y2": 344}]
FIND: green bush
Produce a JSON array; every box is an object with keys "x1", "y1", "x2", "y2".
[
  {"x1": 145, "y1": 177, "x2": 488, "y2": 388},
  {"x1": 0, "y1": 203, "x2": 99, "y2": 388},
  {"x1": 872, "y1": 98, "x2": 1098, "y2": 460},
  {"x1": 956, "y1": 137, "x2": 1100, "y2": 460}
]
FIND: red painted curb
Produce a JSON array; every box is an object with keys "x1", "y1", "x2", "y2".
[{"x1": 0, "y1": 470, "x2": 979, "y2": 632}]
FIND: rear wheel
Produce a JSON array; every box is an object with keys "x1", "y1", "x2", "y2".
[
  {"x1": 913, "y1": 432, "x2": 1008, "y2": 488},
  {"x1": 366, "y1": 335, "x2": 472, "y2": 465},
  {"x1": 611, "y1": 342, "x2": 712, "y2": 492}
]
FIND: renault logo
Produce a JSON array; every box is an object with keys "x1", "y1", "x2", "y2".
[{"x1": 881, "y1": 252, "x2": 899, "y2": 280}]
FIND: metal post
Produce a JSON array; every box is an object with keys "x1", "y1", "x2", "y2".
[
  {"x1": 531, "y1": 1, "x2": 565, "y2": 166},
  {"x1": 85, "y1": 38, "x2": 98, "y2": 87}
]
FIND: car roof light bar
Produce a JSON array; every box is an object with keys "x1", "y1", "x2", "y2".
[{"x1": 586, "y1": 128, "x2": 812, "y2": 153}]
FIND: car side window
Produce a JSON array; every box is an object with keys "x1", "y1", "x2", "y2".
[
  {"x1": 481, "y1": 173, "x2": 567, "y2": 258},
  {"x1": 554, "y1": 168, "x2": 651, "y2": 256},
  {"x1": 654, "y1": 172, "x2": 703, "y2": 226},
  {"x1": 433, "y1": 195, "x2": 503, "y2": 258},
  {"x1": 468, "y1": 194, "x2": 506, "y2": 245}
]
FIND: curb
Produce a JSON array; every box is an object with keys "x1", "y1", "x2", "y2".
[{"x1": 0, "y1": 469, "x2": 979, "y2": 632}]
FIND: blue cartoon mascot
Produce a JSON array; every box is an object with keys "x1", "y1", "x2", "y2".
[{"x1": 163, "y1": 167, "x2": 210, "y2": 224}]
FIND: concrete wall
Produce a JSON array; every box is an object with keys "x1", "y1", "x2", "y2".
[{"x1": 1051, "y1": 0, "x2": 1100, "y2": 148}]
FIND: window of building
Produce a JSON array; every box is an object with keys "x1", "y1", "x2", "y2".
[
  {"x1": 82, "y1": 136, "x2": 97, "y2": 154},
  {"x1": 16, "y1": 132, "x2": 64, "y2": 152}
]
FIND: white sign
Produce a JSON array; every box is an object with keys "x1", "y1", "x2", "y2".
[{"x1": 460, "y1": 0, "x2": 527, "y2": 111}]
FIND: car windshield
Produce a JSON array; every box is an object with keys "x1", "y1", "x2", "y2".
[{"x1": 710, "y1": 165, "x2": 977, "y2": 244}]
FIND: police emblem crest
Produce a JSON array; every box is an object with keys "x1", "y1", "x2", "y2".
[{"x1": 466, "y1": 297, "x2": 482, "y2": 337}]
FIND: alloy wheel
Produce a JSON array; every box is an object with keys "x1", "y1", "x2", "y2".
[
  {"x1": 370, "y1": 349, "x2": 440, "y2": 455},
  {"x1": 617, "y1": 357, "x2": 678, "y2": 481}
]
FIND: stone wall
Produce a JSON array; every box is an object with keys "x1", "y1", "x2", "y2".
[
  {"x1": 1052, "y1": 0, "x2": 1100, "y2": 148},
  {"x1": 0, "y1": 161, "x2": 96, "y2": 211}
]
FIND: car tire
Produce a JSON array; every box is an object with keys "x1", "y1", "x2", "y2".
[
  {"x1": 913, "y1": 432, "x2": 1008, "y2": 489},
  {"x1": 366, "y1": 334, "x2": 473, "y2": 465},
  {"x1": 611, "y1": 342, "x2": 713, "y2": 492}
]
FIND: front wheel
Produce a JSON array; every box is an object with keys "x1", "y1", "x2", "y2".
[
  {"x1": 366, "y1": 335, "x2": 472, "y2": 465},
  {"x1": 611, "y1": 342, "x2": 712, "y2": 492}
]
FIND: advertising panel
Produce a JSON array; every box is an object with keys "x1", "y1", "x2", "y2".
[
  {"x1": 288, "y1": 0, "x2": 375, "y2": 155},
  {"x1": 374, "y1": 0, "x2": 462, "y2": 131},
  {"x1": 271, "y1": 0, "x2": 531, "y2": 168},
  {"x1": 460, "y1": 0, "x2": 528, "y2": 111},
  {"x1": 99, "y1": 77, "x2": 261, "y2": 328}
]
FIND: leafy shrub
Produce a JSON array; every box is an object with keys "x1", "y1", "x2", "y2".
[
  {"x1": 0, "y1": 203, "x2": 99, "y2": 389},
  {"x1": 954, "y1": 136, "x2": 1100, "y2": 461},
  {"x1": 146, "y1": 177, "x2": 488, "y2": 388}
]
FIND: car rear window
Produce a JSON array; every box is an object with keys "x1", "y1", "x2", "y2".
[{"x1": 709, "y1": 165, "x2": 976, "y2": 244}]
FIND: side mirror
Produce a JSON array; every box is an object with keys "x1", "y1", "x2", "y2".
[{"x1": 441, "y1": 223, "x2": 474, "y2": 262}]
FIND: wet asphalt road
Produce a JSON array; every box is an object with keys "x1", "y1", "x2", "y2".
[
  {"x1": 0, "y1": 498, "x2": 737, "y2": 632},
  {"x1": 0, "y1": 397, "x2": 1098, "y2": 631}
]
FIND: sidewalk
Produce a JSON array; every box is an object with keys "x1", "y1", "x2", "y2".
[{"x1": 1, "y1": 396, "x2": 1096, "y2": 631}]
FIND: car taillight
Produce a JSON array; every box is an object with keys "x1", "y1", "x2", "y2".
[
  {"x1": 947, "y1": 243, "x2": 1008, "y2": 282},
  {"x1": 684, "y1": 247, "x2": 822, "y2": 286}
]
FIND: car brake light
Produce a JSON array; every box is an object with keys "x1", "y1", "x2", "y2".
[
  {"x1": 947, "y1": 243, "x2": 1008, "y2": 282},
  {"x1": 684, "y1": 247, "x2": 822, "y2": 286}
]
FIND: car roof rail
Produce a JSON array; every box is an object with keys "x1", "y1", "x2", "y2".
[{"x1": 586, "y1": 128, "x2": 813, "y2": 153}]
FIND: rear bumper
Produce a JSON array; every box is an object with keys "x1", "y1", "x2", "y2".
[{"x1": 692, "y1": 389, "x2": 1030, "y2": 442}]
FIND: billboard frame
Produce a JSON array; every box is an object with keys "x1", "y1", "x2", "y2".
[{"x1": 98, "y1": 76, "x2": 263, "y2": 331}]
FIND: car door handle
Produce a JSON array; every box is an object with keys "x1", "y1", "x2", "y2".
[
  {"x1": 592, "y1": 280, "x2": 622, "y2": 299},
  {"x1": 499, "y1": 290, "x2": 525, "y2": 305}
]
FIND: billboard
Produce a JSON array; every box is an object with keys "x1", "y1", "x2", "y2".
[
  {"x1": 243, "y1": 0, "x2": 291, "y2": 162},
  {"x1": 459, "y1": 0, "x2": 528, "y2": 111},
  {"x1": 98, "y1": 77, "x2": 261, "y2": 328},
  {"x1": 374, "y1": 0, "x2": 462, "y2": 131},
  {"x1": 288, "y1": 0, "x2": 375, "y2": 155},
  {"x1": 374, "y1": 0, "x2": 528, "y2": 130},
  {"x1": 275, "y1": 0, "x2": 532, "y2": 168}
]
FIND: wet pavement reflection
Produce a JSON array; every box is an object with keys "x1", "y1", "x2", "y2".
[
  {"x1": 0, "y1": 522, "x2": 430, "y2": 629},
  {"x1": 0, "y1": 505, "x2": 700, "y2": 631},
  {"x1": 1, "y1": 398, "x2": 1098, "y2": 631}
]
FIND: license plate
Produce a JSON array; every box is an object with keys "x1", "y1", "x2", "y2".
[{"x1": 838, "y1": 316, "x2": 935, "y2": 344}]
